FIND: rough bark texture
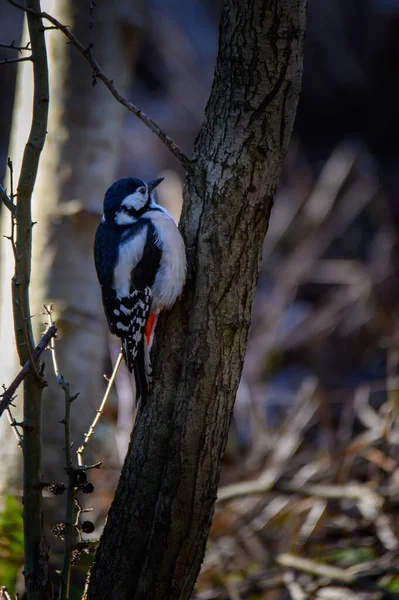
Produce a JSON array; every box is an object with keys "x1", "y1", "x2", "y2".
[{"x1": 86, "y1": 1, "x2": 306, "y2": 599}]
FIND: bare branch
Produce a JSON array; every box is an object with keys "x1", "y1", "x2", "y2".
[
  {"x1": 276, "y1": 553, "x2": 399, "y2": 599},
  {"x1": 0, "y1": 325, "x2": 57, "y2": 418},
  {"x1": 277, "y1": 554, "x2": 353, "y2": 584},
  {"x1": 6, "y1": 0, "x2": 192, "y2": 171},
  {"x1": 283, "y1": 571, "x2": 308, "y2": 600},
  {"x1": 44, "y1": 305, "x2": 75, "y2": 599},
  {"x1": 0, "y1": 587, "x2": 14, "y2": 600},
  {"x1": 4, "y1": 160, "x2": 21, "y2": 297},
  {"x1": 59, "y1": 380, "x2": 74, "y2": 600},
  {"x1": 217, "y1": 479, "x2": 382, "y2": 505},
  {"x1": 6, "y1": 406, "x2": 24, "y2": 447},
  {"x1": 0, "y1": 184, "x2": 17, "y2": 216},
  {"x1": 79, "y1": 461, "x2": 102, "y2": 471},
  {"x1": 0, "y1": 40, "x2": 31, "y2": 52},
  {"x1": 76, "y1": 351, "x2": 123, "y2": 467},
  {"x1": 0, "y1": 55, "x2": 32, "y2": 66}
]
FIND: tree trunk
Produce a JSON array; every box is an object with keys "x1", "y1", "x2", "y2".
[
  {"x1": 0, "y1": 0, "x2": 139, "y2": 495},
  {"x1": 85, "y1": 1, "x2": 306, "y2": 599}
]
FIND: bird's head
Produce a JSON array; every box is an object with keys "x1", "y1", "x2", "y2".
[{"x1": 103, "y1": 177, "x2": 164, "y2": 225}]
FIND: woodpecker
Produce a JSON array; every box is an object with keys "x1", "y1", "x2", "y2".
[{"x1": 94, "y1": 176, "x2": 186, "y2": 403}]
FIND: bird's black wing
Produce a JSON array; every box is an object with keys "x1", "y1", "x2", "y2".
[
  {"x1": 100, "y1": 285, "x2": 151, "y2": 339},
  {"x1": 130, "y1": 219, "x2": 162, "y2": 290},
  {"x1": 95, "y1": 219, "x2": 153, "y2": 337},
  {"x1": 94, "y1": 217, "x2": 156, "y2": 402},
  {"x1": 94, "y1": 220, "x2": 118, "y2": 288}
]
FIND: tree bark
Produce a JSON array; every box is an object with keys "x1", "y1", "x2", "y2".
[
  {"x1": 85, "y1": 1, "x2": 306, "y2": 599},
  {"x1": 13, "y1": 2, "x2": 50, "y2": 596}
]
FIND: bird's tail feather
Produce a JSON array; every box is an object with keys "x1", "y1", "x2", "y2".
[
  {"x1": 119, "y1": 287, "x2": 151, "y2": 398},
  {"x1": 121, "y1": 304, "x2": 154, "y2": 405},
  {"x1": 121, "y1": 336, "x2": 135, "y2": 373},
  {"x1": 132, "y1": 336, "x2": 149, "y2": 405},
  {"x1": 122, "y1": 330, "x2": 151, "y2": 404},
  {"x1": 144, "y1": 340, "x2": 153, "y2": 389}
]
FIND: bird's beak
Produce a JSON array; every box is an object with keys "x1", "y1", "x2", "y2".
[{"x1": 147, "y1": 177, "x2": 164, "y2": 192}]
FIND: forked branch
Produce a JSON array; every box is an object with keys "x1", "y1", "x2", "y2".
[
  {"x1": 77, "y1": 352, "x2": 123, "y2": 467},
  {"x1": 0, "y1": 325, "x2": 57, "y2": 418},
  {"x1": 0, "y1": 183, "x2": 17, "y2": 216},
  {"x1": 0, "y1": 40, "x2": 31, "y2": 52},
  {"x1": 6, "y1": 0, "x2": 192, "y2": 171},
  {"x1": 0, "y1": 55, "x2": 32, "y2": 66}
]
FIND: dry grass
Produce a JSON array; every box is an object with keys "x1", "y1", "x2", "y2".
[{"x1": 195, "y1": 141, "x2": 399, "y2": 600}]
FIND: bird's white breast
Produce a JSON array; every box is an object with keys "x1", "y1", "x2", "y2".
[
  {"x1": 147, "y1": 209, "x2": 187, "y2": 310},
  {"x1": 112, "y1": 225, "x2": 148, "y2": 298}
]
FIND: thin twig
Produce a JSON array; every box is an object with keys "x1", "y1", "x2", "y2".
[
  {"x1": 6, "y1": 0, "x2": 192, "y2": 171},
  {"x1": 283, "y1": 571, "x2": 308, "y2": 600},
  {"x1": 276, "y1": 553, "x2": 399, "y2": 599},
  {"x1": 74, "y1": 498, "x2": 84, "y2": 543},
  {"x1": 74, "y1": 498, "x2": 93, "y2": 543},
  {"x1": 0, "y1": 40, "x2": 31, "y2": 52},
  {"x1": 7, "y1": 157, "x2": 41, "y2": 379},
  {"x1": 77, "y1": 352, "x2": 123, "y2": 467},
  {"x1": 79, "y1": 461, "x2": 102, "y2": 471},
  {"x1": 276, "y1": 553, "x2": 357, "y2": 583},
  {"x1": 45, "y1": 306, "x2": 60, "y2": 377},
  {"x1": 59, "y1": 376, "x2": 74, "y2": 600},
  {"x1": 8, "y1": 159, "x2": 41, "y2": 381},
  {"x1": 4, "y1": 162, "x2": 42, "y2": 383},
  {"x1": 217, "y1": 478, "x2": 381, "y2": 504},
  {"x1": 7, "y1": 159, "x2": 18, "y2": 261},
  {"x1": 0, "y1": 184, "x2": 17, "y2": 216},
  {"x1": 6, "y1": 406, "x2": 24, "y2": 447},
  {"x1": 0, "y1": 587, "x2": 13, "y2": 600},
  {"x1": 44, "y1": 306, "x2": 75, "y2": 600},
  {"x1": 0, "y1": 325, "x2": 57, "y2": 418},
  {"x1": 0, "y1": 55, "x2": 32, "y2": 65}
]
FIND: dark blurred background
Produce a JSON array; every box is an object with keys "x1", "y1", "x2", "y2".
[{"x1": 1, "y1": 1, "x2": 399, "y2": 598}]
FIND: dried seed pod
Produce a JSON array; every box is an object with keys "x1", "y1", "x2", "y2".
[
  {"x1": 81, "y1": 482, "x2": 95, "y2": 494},
  {"x1": 52, "y1": 522, "x2": 66, "y2": 538},
  {"x1": 48, "y1": 482, "x2": 66, "y2": 495},
  {"x1": 74, "y1": 470, "x2": 88, "y2": 485},
  {"x1": 71, "y1": 549, "x2": 82, "y2": 565},
  {"x1": 81, "y1": 520, "x2": 95, "y2": 534}
]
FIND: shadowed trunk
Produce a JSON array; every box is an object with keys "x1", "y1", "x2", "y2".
[{"x1": 85, "y1": 0, "x2": 306, "y2": 599}]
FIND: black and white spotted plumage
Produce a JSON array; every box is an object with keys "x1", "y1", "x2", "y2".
[
  {"x1": 94, "y1": 176, "x2": 187, "y2": 404},
  {"x1": 101, "y1": 286, "x2": 151, "y2": 369}
]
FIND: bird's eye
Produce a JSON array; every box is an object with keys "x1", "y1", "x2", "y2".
[{"x1": 139, "y1": 187, "x2": 146, "y2": 195}]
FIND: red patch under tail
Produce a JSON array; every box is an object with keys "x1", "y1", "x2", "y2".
[{"x1": 144, "y1": 312, "x2": 157, "y2": 348}]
